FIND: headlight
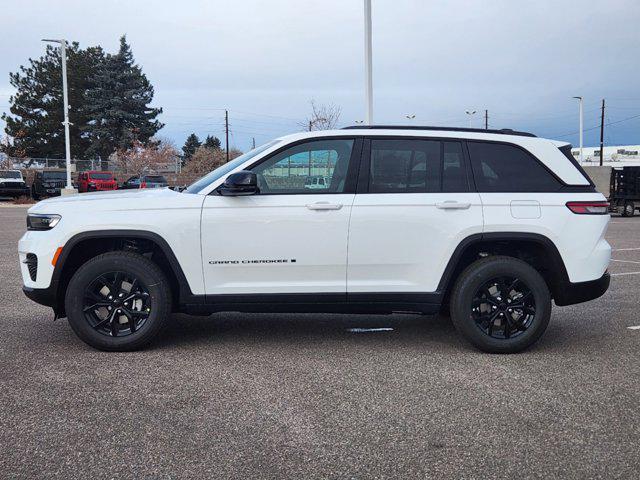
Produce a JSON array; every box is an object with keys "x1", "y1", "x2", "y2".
[{"x1": 27, "y1": 214, "x2": 61, "y2": 231}]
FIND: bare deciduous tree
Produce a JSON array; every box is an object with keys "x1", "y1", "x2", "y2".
[
  {"x1": 181, "y1": 146, "x2": 243, "y2": 177},
  {"x1": 302, "y1": 100, "x2": 341, "y2": 131},
  {"x1": 114, "y1": 139, "x2": 179, "y2": 176}
]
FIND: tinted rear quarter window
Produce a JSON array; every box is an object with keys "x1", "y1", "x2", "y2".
[{"x1": 468, "y1": 141, "x2": 562, "y2": 192}]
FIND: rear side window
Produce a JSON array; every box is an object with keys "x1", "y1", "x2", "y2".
[
  {"x1": 367, "y1": 139, "x2": 469, "y2": 193},
  {"x1": 369, "y1": 139, "x2": 441, "y2": 193},
  {"x1": 442, "y1": 142, "x2": 467, "y2": 192},
  {"x1": 468, "y1": 141, "x2": 562, "y2": 192}
]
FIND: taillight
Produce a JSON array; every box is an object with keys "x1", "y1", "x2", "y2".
[
  {"x1": 566, "y1": 201, "x2": 609, "y2": 215},
  {"x1": 140, "y1": 182, "x2": 147, "y2": 188}
]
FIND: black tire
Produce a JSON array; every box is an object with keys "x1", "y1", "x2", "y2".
[
  {"x1": 449, "y1": 256, "x2": 551, "y2": 354},
  {"x1": 65, "y1": 251, "x2": 172, "y2": 351},
  {"x1": 622, "y1": 201, "x2": 635, "y2": 217},
  {"x1": 31, "y1": 187, "x2": 39, "y2": 201}
]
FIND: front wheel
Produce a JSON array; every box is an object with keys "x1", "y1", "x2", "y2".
[
  {"x1": 449, "y1": 256, "x2": 551, "y2": 353},
  {"x1": 65, "y1": 251, "x2": 172, "y2": 351},
  {"x1": 622, "y1": 201, "x2": 635, "y2": 217}
]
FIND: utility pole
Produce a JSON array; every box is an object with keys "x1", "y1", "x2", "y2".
[
  {"x1": 252, "y1": 137, "x2": 256, "y2": 149},
  {"x1": 573, "y1": 96, "x2": 584, "y2": 163},
  {"x1": 42, "y1": 38, "x2": 75, "y2": 193},
  {"x1": 225, "y1": 110, "x2": 229, "y2": 163},
  {"x1": 484, "y1": 110, "x2": 489, "y2": 130},
  {"x1": 364, "y1": 0, "x2": 373, "y2": 125},
  {"x1": 599, "y1": 99, "x2": 605, "y2": 167}
]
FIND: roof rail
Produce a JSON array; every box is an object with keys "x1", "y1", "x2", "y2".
[{"x1": 341, "y1": 125, "x2": 537, "y2": 138}]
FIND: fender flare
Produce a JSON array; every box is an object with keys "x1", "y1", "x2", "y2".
[
  {"x1": 53, "y1": 229, "x2": 199, "y2": 306},
  {"x1": 437, "y1": 232, "x2": 570, "y2": 295}
]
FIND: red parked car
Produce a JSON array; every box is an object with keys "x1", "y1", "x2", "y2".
[{"x1": 77, "y1": 171, "x2": 118, "y2": 193}]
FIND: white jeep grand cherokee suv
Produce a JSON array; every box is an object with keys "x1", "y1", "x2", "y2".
[{"x1": 19, "y1": 126, "x2": 611, "y2": 353}]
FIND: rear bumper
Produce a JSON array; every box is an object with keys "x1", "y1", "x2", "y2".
[{"x1": 554, "y1": 272, "x2": 610, "y2": 306}]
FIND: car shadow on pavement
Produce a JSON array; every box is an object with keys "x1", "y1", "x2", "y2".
[{"x1": 152, "y1": 312, "x2": 465, "y2": 351}]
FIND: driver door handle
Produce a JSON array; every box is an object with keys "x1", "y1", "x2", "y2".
[
  {"x1": 306, "y1": 202, "x2": 343, "y2": 211},
  {"x1": 436, "y1": 201, "x2": 471, "y2": 210}
]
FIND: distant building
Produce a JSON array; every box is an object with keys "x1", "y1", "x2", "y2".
[{"x1": 572, "y1": 145, "x2": 640, "y2": 166}]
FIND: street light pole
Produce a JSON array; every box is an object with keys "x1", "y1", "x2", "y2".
[
  {"x1": 465, "y1": 110, "x2": 476, "y2": 128},
  {"x1": 573, "y1": 96, "x2": 584, "y2": 163},
  {"x1": 42, "y1": 38, "x2": 74, "y2": 193},
  {"x1": 364, "y1": 0, "x2": 373, "y2": 125}
]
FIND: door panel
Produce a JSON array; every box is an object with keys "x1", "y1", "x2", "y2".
[
  {"x1": 347, "y1": 193, "x2": 482, "y2": 292},
  {"x1": 201, "y1": 194, "x2": 354, "y2": 294}
]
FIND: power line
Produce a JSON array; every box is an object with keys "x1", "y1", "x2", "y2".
[{"x1": 551, "y1": 112, "x2": 640, "y2": 139}]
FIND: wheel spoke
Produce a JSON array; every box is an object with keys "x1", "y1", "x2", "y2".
[
  {"x1": 92, "y1": 317, "x2": 110, "y2": 330},
  {"x1": 83, "y1": 302, "x2": 110, "y2": 313},
  {"x1": 110, "y1": 315, "x2": 119, "y2": 337},
  {"x1": 121, "y1": 310, "x2": 136, "y2": 333},
  {"x1": 127, "y1": 308, "x2": 149, "y2": 318}
]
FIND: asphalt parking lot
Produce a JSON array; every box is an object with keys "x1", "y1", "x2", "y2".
[{"x1": 1, "y1": 205, "x2": 639, "y2": 479}]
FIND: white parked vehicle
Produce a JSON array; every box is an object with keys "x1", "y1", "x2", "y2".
[
  {"x1": 0, "y1": 169, "x2": 30, "y2": 198},
  {"x1": 19, "y1": 126, "x2": 611, "y2": 352}
]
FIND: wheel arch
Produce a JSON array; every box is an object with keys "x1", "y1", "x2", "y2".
[
  {"x1": 438, "y1": 232, "x2": 570, "y2": 303},
  {"x1": 53, "y1": 230, "x2": 197, "y2": 316}
]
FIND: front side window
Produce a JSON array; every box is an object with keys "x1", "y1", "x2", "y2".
[
  {"x1": 251, "y1": 139, "x2": 355, "y2": 194},
  {"x1": 468, "y1": 141, "x2": 562, "y2": 192},
  {"x1": 185, "y1": 140, "x2": 280, "y2": 194}
]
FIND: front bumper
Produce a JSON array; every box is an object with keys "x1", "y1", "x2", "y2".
[
  {"x1": 554, "y1": 272, "x2": 610, "y2": 306},
  {"x1": 0, "y1": 187, "x2": 30, "y2": 197},
  {"x1": 23, "y1": 285, "x2": 57, "y2": 309}
]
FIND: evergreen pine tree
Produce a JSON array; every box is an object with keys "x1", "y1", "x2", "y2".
[
  {"x1": 2, "y1": 43, "x2": 104, "y2": 159},
  {"x1": 84, "y1": 35, "x2": 163, "y2": 159},
  {"x1": 182, "y1": 133, "x2": 201, "y2": 161},
  {"x1": 203, "y1": 135, "x2": 221, "y2": 150}
]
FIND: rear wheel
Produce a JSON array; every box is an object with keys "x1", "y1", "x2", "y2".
[
  {"x1": 622, "y1": 201, "x2": 635, "y2": 217},
  {"x1": 65, "y1": 251, "x2": 172, "y2": 351},
  {"x1": 450, "y1": 256, "x2": 551, "y2": 353}
]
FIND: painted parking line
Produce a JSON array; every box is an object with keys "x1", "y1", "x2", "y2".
[
  {"x1": 612, "y1": 248, "x2": 640, "y2": 251},
  {"x1": 611, "y1": 271, "x2": 640, "y2": 277},
  {"x1": 347, "y1": 327, "x2": 394, "y2": 333},
  {"x1": 627, "y1": 326, "x2": 640, "y2": 330},
  {"x1": 611, "y1": 259, "x2": 640, "y2": 265}
]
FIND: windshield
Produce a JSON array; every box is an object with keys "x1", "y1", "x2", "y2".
[
  {"x1": 185, "y1": 140, "x2": 281, "y2": 194},
  {"x1": 43, "y1": 171, "x2": 67, "y2": 179},
  {"x1": 144, "y1": 175, "x2": 167, "y2": 183},
  {"x1": 89, "y1": 173, "x2": 113, "y2": 180},
  {"x1": 0, "y1": 171, "x2": 21, "y2": 179}
]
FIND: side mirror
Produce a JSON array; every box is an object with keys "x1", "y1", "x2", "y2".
[{"x1": 218, "y1": 171, "x2": 259, "y2": 196}]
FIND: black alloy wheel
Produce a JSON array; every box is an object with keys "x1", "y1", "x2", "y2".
[
  {"x1": 471, "y1": 276, "x2": 536, "y2": 340},
  {"x1": 83, "y1": 271, "x2": 151, "y2": 337}
]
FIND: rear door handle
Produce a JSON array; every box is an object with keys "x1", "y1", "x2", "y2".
[
  {"x1": 306, "y1": 202, "x2": 343, "y2": 211},
  {"x1": 436, "y1": 201, "x2": 471, "y2": 210}
]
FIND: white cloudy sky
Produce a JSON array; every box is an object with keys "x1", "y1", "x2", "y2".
[{"x1": 2, "y1": 0, "x2": 640, "y2": 152}]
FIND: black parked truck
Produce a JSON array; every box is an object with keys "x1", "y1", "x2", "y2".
[
  {"x1": 31, "y1": 169, "x2": 68, "y2": 200},
  {"x1": 609, "y1": 166, "x2": 640, "y2": 217}
]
